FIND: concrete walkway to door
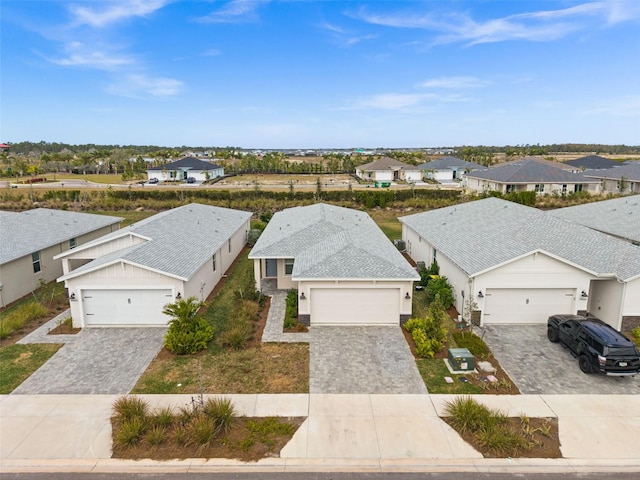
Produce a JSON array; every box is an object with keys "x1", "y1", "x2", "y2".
[{"x1": 310, "y1": 326, "x2": 427, "y2": 394}]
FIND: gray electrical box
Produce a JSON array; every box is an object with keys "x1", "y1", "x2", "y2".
[{"x1": 448, "y1": 348, "x2": 475, "y2": 371}]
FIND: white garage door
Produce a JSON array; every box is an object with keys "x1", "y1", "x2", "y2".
[
  {"x1": 82, "y1": 289, "x2": 174, "y2": 326},
  {"x1": 310, "y1": 288, "x2": 400, "y2": 325},
  {"x1": 483, "y1": 288, "x2": 575, "y2": 324}
]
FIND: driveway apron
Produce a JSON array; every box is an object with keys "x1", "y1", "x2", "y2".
[
  {"x1": 13, "y1": 327, "x2": 166, "y2": 395},
  {"x1": 310, "y1": 325, "x2": 427, "y2": 394},
  {"x1": 480, "y1": 324, "x2": 640, "y2": 394}
]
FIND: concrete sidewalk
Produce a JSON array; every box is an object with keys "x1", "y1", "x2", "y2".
[{"x1": 1, "y1": 393, "x2": 639, "y2": 474}]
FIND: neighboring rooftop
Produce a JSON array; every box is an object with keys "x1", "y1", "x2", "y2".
[
  {"x1": 0, "y1": 209, "x2": 122, "y2": 265},
  {"x1": 464, "y1": 158, "x2": 598, "y2": 184},
  {"x1": 564, "y1": 155, "x2": 621, "y2": 170},
  {"x1": 59, "y1": 203, "x2": 251, "y2": 281},
  {"x1": 249, "y1": 203, "x2": 419, "y2": 280},
  {"x1": 356, "y1": 157, "x2": 418, "y2": 171},
  {"x1": 400, "y1": 197, "x2": 640, "y2": 281},
  {"x1": 417, "y1": 156, "x2": 484, "y2": 171},
  {"x1": 549, "y1": 194, "x2": 640, "y2": 244},
  {"x1": 583, "y1": 162, "x2": 640, "y2": 182},
  {"x1": 147, "y1": 156, "x2": 222, "y2": 171}
]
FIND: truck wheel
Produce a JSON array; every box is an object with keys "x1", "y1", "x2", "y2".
[
  {"x1": 547, "y1": 326, "x2": 559, "y2": 343},
  {"x1": 579, "y1": 355, "x2": 593, "y2": 374}
]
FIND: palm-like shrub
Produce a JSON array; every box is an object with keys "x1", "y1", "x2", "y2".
[{"x1": 163, "y1": 297, "x2": 214, "y2": 355}]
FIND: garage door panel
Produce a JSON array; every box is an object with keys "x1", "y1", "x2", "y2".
[
  {"x1": 83, "y1": 289, "x2": 173, "y2": 326},
  {"x1": 483, "y1": 288, "x2": 575, "y2": 324},
  {"x1": 310, "y1": 288, "x2": 400, "y2": 325}
]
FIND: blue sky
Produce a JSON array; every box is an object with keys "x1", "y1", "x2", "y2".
[{"x1": 1, "y1": 0, "x2": 639, "y2": 148}]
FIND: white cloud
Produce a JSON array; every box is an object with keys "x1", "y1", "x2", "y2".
[
  {"x1": 197, "y1": 0, "x2": 269, "y2": 24},
  {"x1": 46, "y1": 42, "x2": 133, "y2": 70},
  {"x1": 350, "y1": 92, "x2": 467, "y2": 110},
  {"x1": 107, "y1": 74, "x2": 183, "y2": 98},
  {"x1": 350, "y1": 1, "x2": 640, "y2": 46},
  {"x1": 202, "y1": 48, "x2": 222, "y2": 57},
  {"x1": 584, "y1": 96, "x2": 640, "y2": 116},
  {"x1": 419, "y1": 76, "x2": 488, "y2": 89},
  {"x1": 70, "y1": 0, "x2": 170, "y2": 28},
  {"x1": 318, "y1": 20, "x2": 377, "y2": 47}
]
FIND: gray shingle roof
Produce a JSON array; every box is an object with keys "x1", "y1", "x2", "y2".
[
  {"x1": 60, "y1": 203, "x2": 251, "y2": 281},
  {"x1": 549, "y1": 195, "x2": 640, "y2": 244},
  {"x1": 400, "y1": 198, "x2": 640, "y2": 281},
  {"x1": 418, "y1": 156, "x2": 484, "y2": 171},
  {"x1": 357, "y1": 157, "x2": 419, "y2": 172},
  {"x1": 564, "y1": 155, "x2": 620, "y2": 170},
  {"x1": 147, "y1": 157, "x2": 222, "y2": 171},
  {"x1": 249, "y1": 203, "x2": 419, "y2": 280},
  {"x1": 0, "y1": 209, "x2": 122, "y2": 265},
  {"x1": 583, "y1": 162, "x2": 640, "y2": 181},
  {"x1": 464, "y1": 158, "x2": 598, "y2": 183}
]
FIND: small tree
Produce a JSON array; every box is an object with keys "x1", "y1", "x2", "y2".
[
  {"x1": 425, "y1": 275, "x2": 454, "y2": 309},
  {"x1": 163, "y1": 297, "x2": 214, "y2": 355}
]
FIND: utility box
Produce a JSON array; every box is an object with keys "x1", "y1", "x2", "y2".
[{"x1": 448, "y1": 348, "x2": 475, "y2": 371}]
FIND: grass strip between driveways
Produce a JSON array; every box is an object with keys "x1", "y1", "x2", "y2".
[
  {"x1": 132, "y1": 254, "x2": 309, "y2": 394},
  {"x1": 0, "y1": 344, "x2": 63, "y2": 394},
  {"x1": 416, "y1": 358, "x2": 484, "y2": 394}
]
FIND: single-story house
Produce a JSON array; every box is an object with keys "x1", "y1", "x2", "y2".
[
  {"x1": 400, "y1": 197, "x2": 640, "y2": 331},
  {"x1": 249, "y1": 203, "x2": 419, "y2": 326},
  {"x1": 146, "y1": 157, "x2": 224, "y2": 183},
  {"x1": 355, "y1": 157, "x2": 422, "y2": 183},
  {"x1": 583, "y1": 162, "x2": 640, "y2": 194},
  {"x1": 56, "y1": 203, "x2": 251, "y2": 328},
  {"x1": 0, "y1": 209, "x2": 122, "y2": 307},
  {"x1": 417, "y1": 156, "x2": 484, "y2": 182},
  {"x1": 549, "y1": 194, "x2": 640, "y2": 245},
  {"x1": 463, "y1": 158, "x2": 600, "y2": 195},
  {"x1": 564, "y1": 155, "x2": 620, "y2": 170}
]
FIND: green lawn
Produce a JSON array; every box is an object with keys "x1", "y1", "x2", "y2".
[
  {"x1": 87, "y1": 209, "x2": 155, "y2": 227},
  {"x1": 53, "y1": 173, "x2": 127, "y2": 184},
  {"x1": 369, "y1": 211, "x2": 402, "y2": 241},
  {"x1": 132, "y1": 253, "x2": 309, "y2": 394},
  {"x1": 0, "y1": 344, "x2": 63, "y2": 394},
  {"x1": 416, "y1": 358, "x2": 483, "y2": 394}
]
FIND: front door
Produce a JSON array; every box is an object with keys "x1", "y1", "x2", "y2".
[{"x1": 265, "y1": 259, "x2": 277, "y2": 277}]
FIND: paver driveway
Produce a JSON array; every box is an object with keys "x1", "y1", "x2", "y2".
[
  {"x1": 481, "y1": 324, "x2": 640, "y2": 394},
  {"x1": 14, "y1": 327, "x2": 166, "y2": 395},
  {"x1": 310, "y1": 325, "x2": 427, "y2": 394}
]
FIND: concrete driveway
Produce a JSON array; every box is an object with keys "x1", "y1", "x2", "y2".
[
  {"x1": 14, "y1": 316, "x2": 166, "y2": 395},
  {"x1": 480, "y1": 324, "x2": 640, "y2": 394},
  {"x1": 310, "y1": 326, "x2": 427, "y2": 394}
]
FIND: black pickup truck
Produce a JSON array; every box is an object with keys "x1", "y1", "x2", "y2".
[{"x1": 547, "y1": 314, "x2": 640, "y2": 376}]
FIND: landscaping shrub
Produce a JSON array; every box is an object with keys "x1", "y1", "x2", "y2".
[
  {"x1": 425, "y1": 276, "x2": 454, "y2": 308},
  {"x1": 114, "y1": 417, "x2": 147, "y2": 448},
  {"x1": 220, "y1": 320, "x2": 252, "y2": 350},
  {"x1": 112, "y1": 396, "x2": 150, "y2": 422},
  {"x1": 163, "y1": 297, "x2": 214, "y2": 355},
  {"x1": 632, "y1": 326, "x2": 640, "y2": 341},
  {"x1": 203, "y1": 397, "x2": 237, "y2": 435},
  {"x1": 453, "y1": 331, "x2": 491, "y2": 357},
  {"x1": 404, "y1": 300, "x2": 448, "y2": 358},
  {"x1": 418, "y1": 259, "x2": 439, "y2": 287},
  {"x1": 284, "y1": 289, "x2": 299, "y2": 329},
  {"x1": 0, "y1": 301, "x2": 49, "y2": 339},
  {"x1": 187, "y1": 413, "x2": 218, "y2": 447}
]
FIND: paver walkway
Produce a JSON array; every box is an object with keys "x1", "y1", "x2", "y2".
[
  {"x1": 480, "y1": 324, "x2": 640, "y2": 394},
  {"x1": 310, "y1": 326, "x2": 427, "y2": 394},
  {"x1": 14, "y1": 314, "x2": 166, "y2": 395},
  {"x1": 260, "y1": 279, "x2": 310, "y2": 343}
]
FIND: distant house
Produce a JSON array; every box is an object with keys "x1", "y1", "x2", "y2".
[
  {"x1": 249, "y1": 203, "x2": 419, "y2": 326},
  {"x1": 355, "y1": 157, "x2": 422, "y2": 183},
  {"x1": 463, "y1": 158, "x2": 600, "y2": 195},
  {"x1": 583, "y1": 162, "x2": 640, "y2": 194},
  {"x1": 146, "y1": 157, "x2": 224, "y2": 183},
  {"x1": 0, "y1": 143, "x2": 10, "y2": 153},
  {"x1": 0, "y1": 209, "x2": 122, "y2": 307},
  {"x1": 417, "y1": 156, "x2": 484, "y2": 183},
  {"x1": 549, "y1": 194, "x2": 640, "y2": 245},
  {"x1": 564, "y1": 155, "x2": 620, "y2": 171},
  {"x1": 56, "y1": 204, "x2": 251, "y2": 328}
]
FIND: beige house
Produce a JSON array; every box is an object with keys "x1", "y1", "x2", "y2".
[
  {"x1": 355, "y1": 157, "x2": 422, "y2": 183},
  {"x1": 56, "y1": 203, "x2": 251, "y2": 327},
  {"x1": 0, "y1": 209, "x2": 122, "y2": 307},
  {"x1": 249, "y1": 203, "x2": 419, "y2": 325},
  {"x1": 400, "y1": 198, "x2": 640, "y2": 331}
]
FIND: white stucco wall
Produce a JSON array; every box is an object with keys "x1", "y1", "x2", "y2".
[
  {"x1": 588, "y1": 279, "x2": 624, "y2": 329},
  {"x1": 403, "y1": 170, "x2": 423, "y2": 182},
  {"x1": 622, "y1": 277, "x2": 640, "y2": 317}
]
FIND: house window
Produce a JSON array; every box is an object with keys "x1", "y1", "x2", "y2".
[
  {"x1": 32, "y1": 252, "x2": 41, "y2": 274},
  {"x1": 506, "y1": 184, "x2": 516, "y2": 193},
  {"x1": 534, "y1": 184, "x2": 544, "y2": 193},
  {"x1": 575, "y1": 184, "x2": 583, "y2": 192},
  {"x1": 433, "y1": 249, "x2": 437, "y2": 262},
  {"x1": 285, "y1": 258, "x2": 294, "y2": 275},
  {"x1": 212, "y1": 253, "x2": 216, "y2": 272},
  {"x1": 562, "y1": 184, "x2": 568, "y2": 193},
  {"x1": 69, "y1": 238, "x2": 77, "y2": 249},
  {"x1": 228, "y1": 239, "x2": 231, "y2": 253}
]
